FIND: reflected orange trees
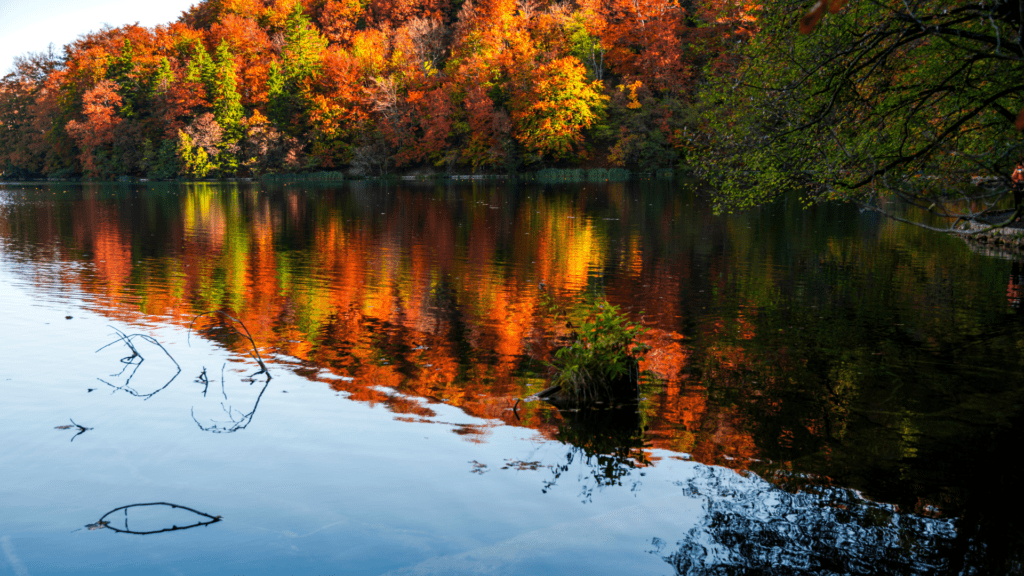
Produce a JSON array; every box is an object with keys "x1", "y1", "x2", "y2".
[
  {"x1": 0, "y1": 182, "x2": 796, "y2": 469},
  {"x1": 5, "y1": 181, "x2": 1022, "y2": 520}
]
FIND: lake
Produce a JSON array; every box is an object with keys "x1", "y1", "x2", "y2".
[{"x1": 1, "y1": 179, "x2": 1021, "y2": 575}]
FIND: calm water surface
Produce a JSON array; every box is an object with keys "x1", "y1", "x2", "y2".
[{"x1": 1, "y1": 180, "x2": 1021, "y2": 575}]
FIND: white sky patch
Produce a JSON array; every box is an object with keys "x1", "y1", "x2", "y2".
[{"x1": 0, "y1": 0, "x2": 196, "y2": 75}]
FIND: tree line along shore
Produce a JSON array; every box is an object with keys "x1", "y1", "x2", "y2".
[{"x1": 0, "y1": 0, "x2": 755, "y2": 181}]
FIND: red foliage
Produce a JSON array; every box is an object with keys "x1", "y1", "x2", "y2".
[{"x1": 65, "y1": 80, "x2": 124, "y2": 175}]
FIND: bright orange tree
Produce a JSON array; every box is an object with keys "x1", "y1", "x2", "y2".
[{"x1": 0, "y1": 0, "x2": 759, "y2": 177}]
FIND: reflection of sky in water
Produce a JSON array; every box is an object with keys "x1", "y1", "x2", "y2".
[
  {"x1": 0, "y1": 226, "x2": 956, "y2": 576},
  {"x1": 0, "y1": 272, "x2": 687, "y2": 575},
  {"x1": 0, "y1": 183, "x2": 1010, "y2": 574}
]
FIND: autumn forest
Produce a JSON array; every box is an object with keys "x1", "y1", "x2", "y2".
[{"x1": 0, "y1": 0, "x2": 756, "y2": 180}]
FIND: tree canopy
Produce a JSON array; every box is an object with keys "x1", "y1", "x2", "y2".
[
  {"x1": 695, "y1": 0, "x2": 1024, "y2": 233},
  {"x1": 0, "y1": 0, "x2": 757, "y2": 179}
]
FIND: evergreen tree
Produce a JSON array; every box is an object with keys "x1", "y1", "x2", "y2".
[
  {"x1": 185, "y1": 42, "x2": 216, "y2": 89},
  {"x1": 212, "y1": 41, "x2": 244, "y2": 141},
  {"x1": 267, "y1": 61, "x2": 286, "y2": 126},
  {"x1": 263, "y1": 3, "x2": 329, "y2": 137},
  {"x1": 107, "y1": 39, "x2": 140, "y2": 117},
  {"x1": 149, "y1": 57, "x2": 175, "y2": 99},
  {"x1": 281, "y1": 3, "x2": 328, "y2": 84}
]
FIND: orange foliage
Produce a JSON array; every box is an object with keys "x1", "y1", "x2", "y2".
[
  {"x1": 0, "y1": 0, "x2": 758, "y2": 175},
  {"x1": 65, "y1": 80, "x2": 123, "y2": 175},
  {"x1": 592, "y1": 0, "x2": 691, "y2": 90},
  {"x1": 209, "y1": 14, "x2": 273, "y2": 106}
]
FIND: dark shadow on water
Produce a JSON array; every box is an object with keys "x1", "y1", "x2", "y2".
[
  {"x1": 651, "y1": 406, "x2": 1024, "y2": 576},
  {"x1": 542, "y1": 403, "x2": 650, "y2": 502}
]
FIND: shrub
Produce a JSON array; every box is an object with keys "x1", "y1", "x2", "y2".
[{"x1": 546, "y1": 295, "x2": 651, "y2": 404}]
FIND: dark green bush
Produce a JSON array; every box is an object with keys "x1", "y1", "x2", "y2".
[{"x1": 547, "y1": 296, "x2": 651, "y2": 404}]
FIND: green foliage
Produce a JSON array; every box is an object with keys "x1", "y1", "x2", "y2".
[
  {"x1": 545, "y1": 295, "x2": 651, "y2": 404},
  {"x1": 281, "y1": 3, "x2": 327, "y2": 84},
  {"x1": 605, "y1": 92, "x2": 689, "y2": 171},
  {"x1": 212, "y1": 41, "x2": 244, "y2": 141},
  {"x1": 259, "y1": 171, "x2": 345, "y2": 183},
  {"x1": 142, "y1": 138, "x2": 180, "y2": 179},
  {"x1": 177, "y1": 131, "x2": 215, "y2": 178},
  {"x1": 185, "y1": 42, "x2": 216, "y2": 88},
  {"x1": 149, "y1": 57, "x2": 175, "y2": 99},
  {"x1": 107, "y1": 39, "x2": 141, "y2": 118},
  {"x1": 695, "y1": 0, "x2": 1024, "y2": 226},
  {"x1": 528, "y1": 168, "x2": 632, "y2": 183},
  {"x1": 565, "y1": 16, "x2": 605, "y2": 81}
]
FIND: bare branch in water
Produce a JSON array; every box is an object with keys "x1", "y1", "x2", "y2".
[
  {"x1": 196, "y1": 367, "x2": 209, "y2": 397},
  {"x1": 55, "y1": 419, "x2": 92, "y2": 442},
  {"x1": 96, "y1": 327, "x2": 182, "y2": 399},
  {"x1": 189, "y1": 311, "x2": 271, "y2": 380},
  {"x1": 190, "y1": 375, "x2": 271, "y2": 434},
  {"x1": 87, "y1": 502, "x2": 222, "y2": 535}
]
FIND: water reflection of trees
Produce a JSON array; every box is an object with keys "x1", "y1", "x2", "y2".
[
  {"x1": 677, "y1": 316, "x2": 1024, "y2": 574},
  {"x1": 5, "y1": 181, "x2": 1024, "y2": 566},
  {"x1": 542, "y1": 404, "x2": 650, "y2": 502},
  {"x1": 656, "y1": 467, "x2": 959, "y2": 575}
]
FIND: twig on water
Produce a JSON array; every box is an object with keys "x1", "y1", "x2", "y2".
[
  {"x1": 188, "y1": 311, "x2": 271, "y2": 380},
  {"x1": 55, "y1": 419, "x2": 92, "y2": 442},
  {"x1": 190, "y1": 376, "x2": 270, "y2": 434},
  {"x1": 87, "y1": 502, "x2": 222, "y2": 535},
  {"x1": 97, "y1": 327, "x2": 181, "y2": 371},
  {"x1": 195, "y1": 367, "x2": 210, "y2": 397},
  {"x1": 96, "y1": 327, "x2": 182, "y2": 399}
]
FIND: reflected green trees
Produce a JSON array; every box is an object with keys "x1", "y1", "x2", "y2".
[{"x1": 1, "y1": 180, "x2": 1022, "y2": 561}]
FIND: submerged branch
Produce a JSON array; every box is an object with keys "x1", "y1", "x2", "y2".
[
  {"x1": 89, "y1": 502, "x2": 222, "y2": 535},
  {"x1": 189, "y1": 311, "x2": 271, "y2": 380},
  {"x1": 96, "y1": 327, "x2": 182, "y2": 399},
  {"x1": 190, "y1": 374, "x2": 271, "y2": 434},
  {"x1": 55, "y1": 419, "x2": 92, "y2": 442}
]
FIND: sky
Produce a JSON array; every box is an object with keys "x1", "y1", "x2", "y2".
[{"x1": 0, "y1": 0, "x2": 198, "y2": 75}]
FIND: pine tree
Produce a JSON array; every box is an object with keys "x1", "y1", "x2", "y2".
[
  {"x1": 150, "y1": 57, "x2": 175, "y2": 99},
  {"x1": 267, "y1": 61, "x2": 288, "y2": 129},
  {"x1": 212, "y1": 41, "x2": 244, "y2": 141},
  {"x1": 107, "y1": 39, "x2": 140, "y2": 117},
  {"x1": 185, "y1": 42, "x2": 216, "y2": 89},
  {"x1": 281, "y1": 3, "x2": 328, "y2": 84}
]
